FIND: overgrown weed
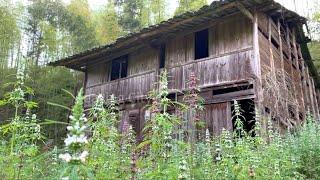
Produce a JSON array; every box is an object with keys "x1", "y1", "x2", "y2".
[{"x1": 0, "y1": 69, "x2": 319, "y2": 179}]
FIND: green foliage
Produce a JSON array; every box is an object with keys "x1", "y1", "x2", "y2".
[
  {"x1": 87, "y1": 94, "x2": 132, "y2": 179},
  {"x1": 175, "y1": 0, "x2": 208, "y2": 16},
  {"x1": 0, "y1": 60, "x2": 43, "y2": 179},
  {"x1": 94, "y1": 1, "x2": 123, "y2": 45},
  {"x1": 0, "y1": 0, "x2": 21, "y2": 68},
  {"x1": 1, "y1": 69, "x2": 320, "y2": 179},
  {"x1": 57, "y1": 88, "x2": 93, "y2": 179},
  {"x1": 116, "y1": 0, "x2": 144, "y2": 32},
  {"x1": 150, "y1": 0, "x2": 168, "y2": 24},
  {"x1": 114, "y1": 0, "x2": 170, "y2": 32},
  {"x1": 308, "y1": 41, "x2": 320, "y2": 73},
  {"x1": 66, "y1": 0, "x2": 99, "y2": 53},
  {"x1": 0, "y1": 65, "x2": 82, "y2": 142}
]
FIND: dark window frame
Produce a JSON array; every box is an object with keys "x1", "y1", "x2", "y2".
[
  {"x1": 194, "y1": 29, "x2": 209, "y2": 60},
  {"x1": 110, "y1": 55, "x2": 128, "y2": 81},
  {"x1": 159, "y1": 44, "x2": 166, "y2": 69}
]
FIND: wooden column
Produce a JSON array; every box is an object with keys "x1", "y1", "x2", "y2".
[
  {"x1": 276, "y1": 19, "x2": 289, "y2": 123},
  {"x1": 286, "y1": 25, "x2": 299, "y2": 123},
  {"x1": 298, "y1": 44, "x2": 311, "y2": 114},
  {"x1": 269, "y1": 18, "x2": 276, "y2": 75},
  {"x1": 292, "y1": 29, "x2": 306, "y2": 121},
  {"x1": 277, "y1": 21, "x2": 286, "y2": 96},
  {"x1": 302, "y1": 63, "x2": 311, "y2": 111},
  {"x1": 253, "y1": 12, "x2": 265, "y2": 135}
]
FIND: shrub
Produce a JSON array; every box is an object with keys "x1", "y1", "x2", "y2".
[{"x1": 1, "y1": 69, "x2": 320, "y2": 179}]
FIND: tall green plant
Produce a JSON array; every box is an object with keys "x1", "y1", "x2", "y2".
[
  {"x1": 0, "y1": 60, "x2": 43, "y2": 179},
  {"x1": 87, "y1": 94, "x2": 132, "y2": 179},
  {"x1": 58, "y1": 88, "x2": 92, "y2": 179}
]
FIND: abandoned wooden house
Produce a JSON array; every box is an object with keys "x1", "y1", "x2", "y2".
[{"x1": 50, "y1": 0, "x2": 320, "y2": 137}]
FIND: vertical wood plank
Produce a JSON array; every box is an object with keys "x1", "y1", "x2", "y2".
[
  {"x1": 253, "y1": 11, "x2": 264, "y2": 121},
  {"x1": 311, "y1": 78, "x2": 320, "y2": 119},
  {"x1": 306, "y1": 67, "x2": 316, "y2": 117},
  {"x1": 292, "y1": 30, "x2": 305, "y2": 115}
]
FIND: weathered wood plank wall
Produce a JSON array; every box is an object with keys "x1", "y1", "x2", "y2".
[
  {"x1": 258, "y1": 12, "x2": 319, "y2": 125},
  {"x1": 85, "y1": 71, "x2": 156, "y2": 107},
  {"x1": 128, "y1": 47, "x2": 158, "y2": 75},
  {"x1": 86, "y1": 62, "x2": 111, "y2": 87},
  {"x1": 202, "y1": 102, "x2": 232, "y2": 136},
  {"x1": 85, "y1": 14, "x2": 254, "y2": 105},
  {"x1": 167, "y1": 49, "x2": 253, "y2": 91}
]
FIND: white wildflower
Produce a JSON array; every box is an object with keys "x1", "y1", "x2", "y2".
[
  {"x1": 64, "y1": 134, "x2": 88, "y2": 146},
  {"x1": 66, "y1": 126, "x2": 73, "y2": 131},
  {"x1": 79, "y1": 151, "x2": 89, "y2": 163},
  {"x1": 77, "y1": 134, "x2": 88, "y2": 144},
  {"x1": 59, "y1": 153, "x2": 72, "y2": 162},
  {"x1": 64, "y1": 135, "x2": 74, "y2": 146},
  {"x1": 69, "y1": 115, "x2": 75, "y2": 121},
  {"x1": 80, "y1": 114, "x2": 88, "y2": 122}
]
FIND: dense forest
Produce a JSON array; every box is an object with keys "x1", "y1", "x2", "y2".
[{"x1": 1, "y1": 0, "x2": 320, "y2": 179}]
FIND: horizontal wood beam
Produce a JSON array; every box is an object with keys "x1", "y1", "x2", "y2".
[{"x1": 205, "y1": 89, "x2": 255, "y2": 104}]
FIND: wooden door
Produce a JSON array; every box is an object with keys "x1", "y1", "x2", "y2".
[{"x1": 203, "y1": 102, "x2": 232, "y2": 136}]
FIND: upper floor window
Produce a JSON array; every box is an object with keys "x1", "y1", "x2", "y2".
[
  {"x1": 159, "y1": 44, "x2": 166, "y2": 69},
  {"x1": 195, "y1": 29, "x2": 209, "y2": 60},
  {"x1": 110, "y1": 55, "x2": 128, "y2": 81}
]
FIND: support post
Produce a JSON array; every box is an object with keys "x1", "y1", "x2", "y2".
[
  {"x1": 253, "y1": 11, "x2": 265, "y2": 135},
  {"x1": 286, "y1": 25, "x2": 298, "y2": 124},
  {"x1": 292, "y1": 29, "x2": 306, "y2": 121},
  {"x1": 276, "y1": 19, "x2": 290, "y2": 126}
]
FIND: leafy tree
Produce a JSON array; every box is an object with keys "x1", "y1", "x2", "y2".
[
  {"x1": 175, "y1": 0, "x2": 207, "y2": 16},
  {"x1": 139, "y1": 0, "x2": 169, "y2": 27},
  {"x1": 25, "y1": 0, "x2": 99, "y2": 65},
  {"x1": 309, "y1": 7, "x2": 320, "y2": 73},
  {"x1": 150, "y1": 0, "x2": 168, "y2": 24},
  {"x1": 0, "y1": 0, "x2": 21, "y2": 68},
  {"x1": 26, "y1": 66, "x2": 82, "y2": 142},
  {"x1": 25, "y1": 0, "x2": 69, "y2": 65},
  {"x1": 66, "y1": 0, "x2": 98, "y2": 53},
  {"x1": 95, "y1": 0, "x2": 123, "y2": 45},
  {"x1": 308, "y1": 42, "x2": 320, "y2": 72},
  {"x1": 115, "y1": 0, "x2": 144, "y2": 32}
]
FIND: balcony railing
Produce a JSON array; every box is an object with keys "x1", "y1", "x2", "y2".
[{"x1": 85, "y1": 48, "x2": 254, "y2": 106}]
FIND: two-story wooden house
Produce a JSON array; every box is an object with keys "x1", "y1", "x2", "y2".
[{"x1": 50, "y1": 0, "x2": 320, "y2": 136}]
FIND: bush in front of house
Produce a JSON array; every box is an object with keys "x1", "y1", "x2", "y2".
[{"x1": 1, "y1": 68, "x2": 320, "y2": 179}]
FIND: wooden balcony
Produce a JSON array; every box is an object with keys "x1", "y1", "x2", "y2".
[
  {"x1": 86, "y1": 70, "x2": 156, "y2": 106},
  {"x1": 85, "y1": 49, "x2": 254, "y2": 106},
  {"x1": 167, "y1": 49, "x2": 254, "y2": 91}
]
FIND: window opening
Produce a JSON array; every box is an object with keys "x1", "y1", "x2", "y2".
[
  {"x1": 159, "y1": 44, "x2": 166, "y2": 69},
  {"x1": 212, "y1": 84, "x2": 253, "y2": 96},
  {"x1": 110, "y1": 55, "x2": 128, "y2": 81},
  {"x1": 195, "y1": 29, "x2": 209, "y2": 60}
]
